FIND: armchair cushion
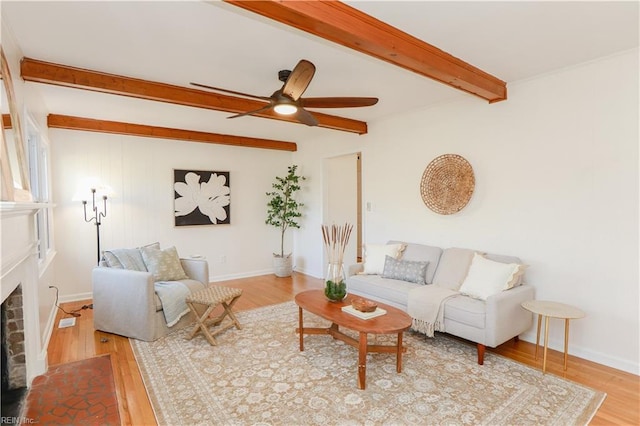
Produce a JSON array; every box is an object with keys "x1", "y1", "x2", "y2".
[{"x1": 140, "y1": 245, "x2": 188, "y2": 281}]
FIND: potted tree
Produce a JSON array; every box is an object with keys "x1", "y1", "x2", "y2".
[{"x1": 266, "y1": 165, "x2": 306, "y2": 277}]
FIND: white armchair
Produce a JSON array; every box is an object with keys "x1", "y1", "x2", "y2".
[{"x1": 93, "y1": 258, "x2": 209, "y2": 341}]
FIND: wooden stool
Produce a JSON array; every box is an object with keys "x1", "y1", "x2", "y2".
[{"x1": 185, "y1": 286, "x2": 243, "y2": 345}]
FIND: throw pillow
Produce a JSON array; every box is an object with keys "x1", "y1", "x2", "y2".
[
  {"x1": 361, "y1": 243, "x2": 406, "y2": 275},
  {"x1": 382, "y1": 255, "x2": 429, "y2": 284},
  {"x1": 102, "y1": 248, "x2": 147, "y2": 271},
  {"x1": 102, "y1": 251, "x2": 123, "y2": 269},
  {"x1": 458, "y1": 253, "x2": 527, "y2": 300},
  {"x1": 140, "y1": 245, "x2": 189, "y2": 281}
]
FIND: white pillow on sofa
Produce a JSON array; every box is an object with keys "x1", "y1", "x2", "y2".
[
  {"x1": 361, "y1": 243, "x2": 405, "y2": 275},
  {"x1": 459, "y1": 253, "x2": 527, "y2": 300}
]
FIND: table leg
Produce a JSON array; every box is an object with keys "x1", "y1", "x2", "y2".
[
  {"x1": 358, "y1": 332, "x2": 367, "y2": 390},
  {"x1": 542, "y1": 315, "x2": 549, "y2": 374},
  {"x1": 535, "y1": 314, "x2": 542, "y2": 360},
  {"x1": 298, "y1": 307, "x2": 304, "y2": 351},
  {"x1": 564, "y1": 318, "x2": 570, "y2": 371},
  {"x1": 396, "y1": 332, "x2": 403, "y2": 373}
]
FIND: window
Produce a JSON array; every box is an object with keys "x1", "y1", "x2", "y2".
[{"x1": 25, "y1": 113, "x2": 53, "y2": 263}]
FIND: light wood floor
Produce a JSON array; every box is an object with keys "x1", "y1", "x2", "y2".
[{"x1": 48, "y1": 273, "x2": 639, "y2": 425}]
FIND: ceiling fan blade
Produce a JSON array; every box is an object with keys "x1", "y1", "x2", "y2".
[
  {"x1": 190, "y1": 82, "x2": 270, "y2": 101},
  {"x1": 301, "y1": 97, "x2": 379, "y2": 109},
  {"x1": 227, "y1": 104, "x2": 273, "y2": 119},
  {"x1": 294, "y1": 107, "x2": 319, "y2": 126},
  {"x1": 282, "y1": 60, "x2": 316, "y2": 101}
]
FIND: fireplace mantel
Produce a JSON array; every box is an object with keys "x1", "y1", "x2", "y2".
[{"x1": 1, "y1": 200, "x2": 50, "y2": 384}]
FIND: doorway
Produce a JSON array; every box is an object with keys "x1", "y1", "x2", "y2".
[{"x1": 323, "y1": 152, "x2": 362, "y2": 266}]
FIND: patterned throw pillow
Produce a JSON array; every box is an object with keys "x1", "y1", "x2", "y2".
[
  {"x1": 381, "y1": 255, "x2": 429, "y2": 284},
  {"x1": 140, "y1": 245, "x2": 189, "y2": 281}
]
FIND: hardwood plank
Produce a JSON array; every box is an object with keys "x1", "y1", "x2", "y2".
[
  {"x1": 223, "y1": 0, "x2": 507, "y2": 103},
  {"x1": 21, "y1": 57, "x2": 369, "y2": 134},
  {"x1": 47, "y1": 114, "x2": 298, "y2": 152},
  {"x1": 48, "y1": 273, "x2": 638, "y2": 425}
]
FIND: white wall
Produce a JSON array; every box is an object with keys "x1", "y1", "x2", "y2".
[
  {"x1": 294, "y1": 49, "x2": 639, "y2": 374},
  {"x1": 50, "y1": 131, "x2": 294, "y2": 297},
  {"x1": 1, "y1": 19, "x2": 54, "y2": 379}
]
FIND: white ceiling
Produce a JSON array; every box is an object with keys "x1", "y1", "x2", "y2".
[{"x1": 3, "y1": 1, "x2": 638, "y2": 143}]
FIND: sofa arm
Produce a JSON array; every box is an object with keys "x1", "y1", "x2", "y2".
[
  {"x1": 180, "y1": 258, "x2": 209, "y2": 285},
  {"x1": 92, "y1": 267, "x2": 157, "y2": 341},
  {"x1": 484, "y1": 284, "x2": 535, "y2": 347},
  {"x1": 347, "y1": 263, "x2": 363, "y2": 277}
]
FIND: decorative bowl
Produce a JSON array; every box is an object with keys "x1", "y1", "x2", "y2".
[{"x1": 352, "y1": 298, "x2": 377, "y2": 313}]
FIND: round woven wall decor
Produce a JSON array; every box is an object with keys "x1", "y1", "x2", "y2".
[{"x1": 420, "y1": 154, "x2": 475, "y2": 215}]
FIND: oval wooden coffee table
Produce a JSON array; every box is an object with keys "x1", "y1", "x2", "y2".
[{"x1": 295, "y1": 290, "x2": 412, "y2": 390}]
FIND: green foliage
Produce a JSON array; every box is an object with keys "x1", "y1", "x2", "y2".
[
  {"x1": 266, "y1": 165, "x2": 306, "y2": 257},
  {"x1": 324, "y1": 280, "x2": 347, "y2": 301}
]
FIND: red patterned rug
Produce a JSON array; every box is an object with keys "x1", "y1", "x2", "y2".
[{"x1": 22, "y1": 354, "x2": 120, "y2": 425}]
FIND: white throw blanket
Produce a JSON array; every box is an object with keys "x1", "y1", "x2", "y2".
[
  {"x1": 408, "y1": 285, "x2": 459, "y2": 337},
  {"x1": 154, "y1": 281, "x2": 190, "y2": 327}
]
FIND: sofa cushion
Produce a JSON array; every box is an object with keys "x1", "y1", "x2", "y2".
[
  {"x1": 443, "y1": 295, "x2": 486, "y2": 329},
  {"x1": 361, "y1": 243, "x2": 405, "y2": 274},
  {"x1": 381, "y1": 255, "x2": 429, "y2": 284},
  {"x1": 141, "y1": 245, "x2": 189, "y2": 281},
  {"x1": 388, "y1": 241, "x2": 442, "y2": 284},
  {"x1": 431, "y1": 247, "x2": 475, "y2": 290},
  {"x1": 154, "y1": 279, "x2": 206, "y2": 311},
  {"x1": 459, "y1": 253, "x2": 527, "y2": 300},
  {"x1": 348, "y1": 274, "x2": 420, "y2": 308}
]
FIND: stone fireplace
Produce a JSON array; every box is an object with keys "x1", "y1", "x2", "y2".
[
  {"x1": 1, "y1": 285, "x2": 28, "y2": 417},
  {"x1": 1, "y1": 203, "x2": 48, "y2": 398},
  {"x1": 2, "y1": 285, "x2": 26, "y2": 389}
]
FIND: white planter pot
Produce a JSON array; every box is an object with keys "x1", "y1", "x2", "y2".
[{"x1": 273, "y1": 255, "x2": 293, "y2": 277}]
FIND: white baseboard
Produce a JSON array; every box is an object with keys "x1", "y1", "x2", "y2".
[
  {"x1": 210, "y1": 269, "x2": 273, "y2": 282},
  {"x1": 41, "y1": 304, "x2": 57, "y2": 354},
  {"x1": 291, "y1": 266, "x2": 322, "y2": 279},
  {"x1": 58, "y1": 291, "x2": 93, "y2": 304},
  {"x1": 519, "y1": 331, "x2": 639, "y2": 375}
]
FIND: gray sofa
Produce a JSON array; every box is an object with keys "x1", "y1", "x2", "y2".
[
  {"x1": 93, "y1": 257, "x2": 209, "y2": 341},
  {"x1": 347, "y1": 241, "x2": 534, "y2": 364}
]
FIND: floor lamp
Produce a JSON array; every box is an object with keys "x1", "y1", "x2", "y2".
[{"x1": 82, "y1": 188, "x2": 108, "y2": 264}]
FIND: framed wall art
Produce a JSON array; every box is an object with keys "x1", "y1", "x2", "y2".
[{"x1": 174, "y1": 169, "x2": 230, "y2": 226}]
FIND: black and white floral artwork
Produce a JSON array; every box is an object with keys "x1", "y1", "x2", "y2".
[{"x1": 174, "y1": 169, "x2": 230, "y2": 226}]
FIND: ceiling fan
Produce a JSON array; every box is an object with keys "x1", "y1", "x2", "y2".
[{"x1": 191, "y1": 59, "x2": 378, "y2": 126}]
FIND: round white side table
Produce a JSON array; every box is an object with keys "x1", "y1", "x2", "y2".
[{"x1": 521, "y1": 300, "x2": 585, "y2": 373}]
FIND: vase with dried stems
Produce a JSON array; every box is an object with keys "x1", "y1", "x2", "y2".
[{"x1": 321, "y1": 223, "x2": 353, "y2": 302}]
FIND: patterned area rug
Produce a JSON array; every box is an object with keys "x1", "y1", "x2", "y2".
[{"x1": 131, "y1": 302, "x2": 605, "y2": 425}]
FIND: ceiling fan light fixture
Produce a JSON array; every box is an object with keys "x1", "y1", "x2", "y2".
[{"x1": 273, "y1": 103, "x2": 298, "y2": 115}]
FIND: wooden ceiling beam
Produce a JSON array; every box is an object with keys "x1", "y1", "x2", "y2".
[
  {"x1": 22, "y1": 58, "x2": 368, "y2": 134},
  {"x1": 47, "y1": 114, "x2": 297, "y2": 152},
  {"x1": 224, "y1": 0, "x2": 507, "y2": 103}
]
